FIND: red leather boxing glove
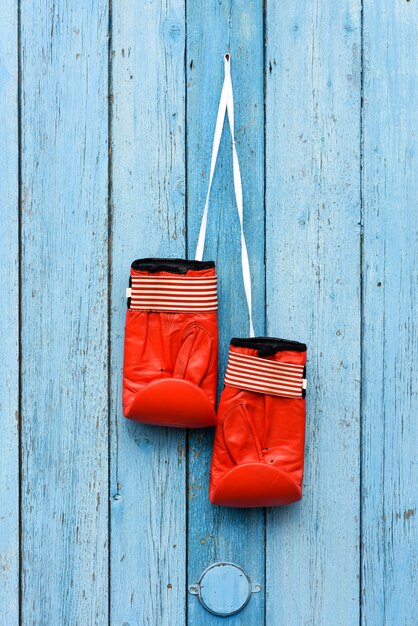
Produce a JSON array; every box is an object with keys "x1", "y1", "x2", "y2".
[
  {"x1": 123, "y1": 258, "x2": 218, "y2": 427},
  {"x1": 210, "y1": 337, "x2": 307, "y2": 507}
]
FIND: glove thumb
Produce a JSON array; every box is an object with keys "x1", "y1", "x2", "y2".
[
  {"x1": 223, "y1": 403, "x2": 264, "y2": 465},
  {"x1": 173, "y1": 325, "x2": 212, "y2": 386}
]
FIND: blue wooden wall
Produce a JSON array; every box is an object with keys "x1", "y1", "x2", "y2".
[{"x1": 1, "y1": 1, "x2": 417, "y2": 624}]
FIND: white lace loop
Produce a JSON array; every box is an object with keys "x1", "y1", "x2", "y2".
[{"x1": 195, "y1": 54, "x2": 254, "y2": 337}]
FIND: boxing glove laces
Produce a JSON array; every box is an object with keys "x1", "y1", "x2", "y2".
[{"x1": 208, "y1": 55, "x2": 308, "y2": 506}]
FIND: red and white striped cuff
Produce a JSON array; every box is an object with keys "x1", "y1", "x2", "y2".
[
  {"x1": 127, "y1": 274, "x2": 218, "y2": 312},
  {"x1": 224, "y1": 350, "x2": 306, "y2": 399}
]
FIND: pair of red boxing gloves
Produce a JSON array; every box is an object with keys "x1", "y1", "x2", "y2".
[{"x1": 122, "y1": 55, "x2": 307, "y2": 508}]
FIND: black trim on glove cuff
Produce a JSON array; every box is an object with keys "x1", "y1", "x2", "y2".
[
  {"x1": 131, "y1": 258, "x2": 215, "y2": 274},
  {"x1": 230, "y1": 336, "x2": 307, "y2": 357}
]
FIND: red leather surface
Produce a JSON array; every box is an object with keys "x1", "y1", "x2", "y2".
[
  {"x1": 210, "y1": 343, "x2": 307, "y2": 507},
  {"x1": 123, "y1": 265, "x2": 218, "y2": 427}
]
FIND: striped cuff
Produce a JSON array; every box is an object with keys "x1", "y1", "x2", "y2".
[
  {"x1": 128, "y1": 274, "x2": 218, "y2": 312},
  {"x1": 224, "y1": 349, "x2": 306, "y2": 399}
]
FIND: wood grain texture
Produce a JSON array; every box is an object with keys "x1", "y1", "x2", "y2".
[
  {"x1": 361, "y1": 2, "x2": 418, "y2": 624},
  {"x1": 265, "y1": 3, "x2": 362, "y2": 625},
  {"x1": 1, "y1": 2, "x2": 417, "y2": 624},
  {"x1": 20, "y1": 2, "x2": 109, "y2": 624},
  {"x1": 109, "y1": 2, "x2": 187, "y2": 625},
  {"x1": 0, "y1": 1, "x2": 19, "y2": 624},
  {"x1": 186, "y1": 2, "x2": 265, "y2": 624}
]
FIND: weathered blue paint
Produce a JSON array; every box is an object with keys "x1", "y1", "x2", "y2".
[
  {"x1": 110, "y1": 2, "x2": 187, "y2": 625},
  {"x1": 0, "y1": 1, "x2": 417, "y2": 625},
  {"x1": 186, "y1": 2, "x2": 265, "y2": 625},
  {"x1": 20, "y1": 2, "x2": 109, "y2": 624},
  {"x1": 0, "y1": 1, "x2": 19, "y2": 624},
  {"x1": 361, "y1": 2, "x2": 418, "y2": 624},
  {"x1": 265, "y1": 3, "x2": 362, "y2": 625}
]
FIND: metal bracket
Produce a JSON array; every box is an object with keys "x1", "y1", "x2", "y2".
[{"x1": 188, "y1": 562, "x2": 261, "y2": 617}]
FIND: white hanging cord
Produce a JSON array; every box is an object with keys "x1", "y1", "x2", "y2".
[
  {"x1": 223, "y1": 55, "x2": 254, "y2": 338},
  {"x1": 194, "y1": 62, "x2": 228, "y2": 262},
  {"x1": 195, "y1": 53, "x2": 255, "y2": 338}
]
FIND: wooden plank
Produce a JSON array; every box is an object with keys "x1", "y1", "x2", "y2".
[
  {"x1": 361, "y1": 2, "x2": 418, "y2": 624},
  {"x1": 265, "y1": 3, "x2": 362, "y2": 624},
  {"x1": 20, "y1": 2, "x2": 109, "y2": 624},
  {"x1": 109, "y1": 2, "x2": 187, "y2": 624},
  {"x1": 0, "y1": 1, "x2": 19, "y2": 624},
  {"x1": 186, "y1": 2, "x2": 265, "y2": 624}
]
